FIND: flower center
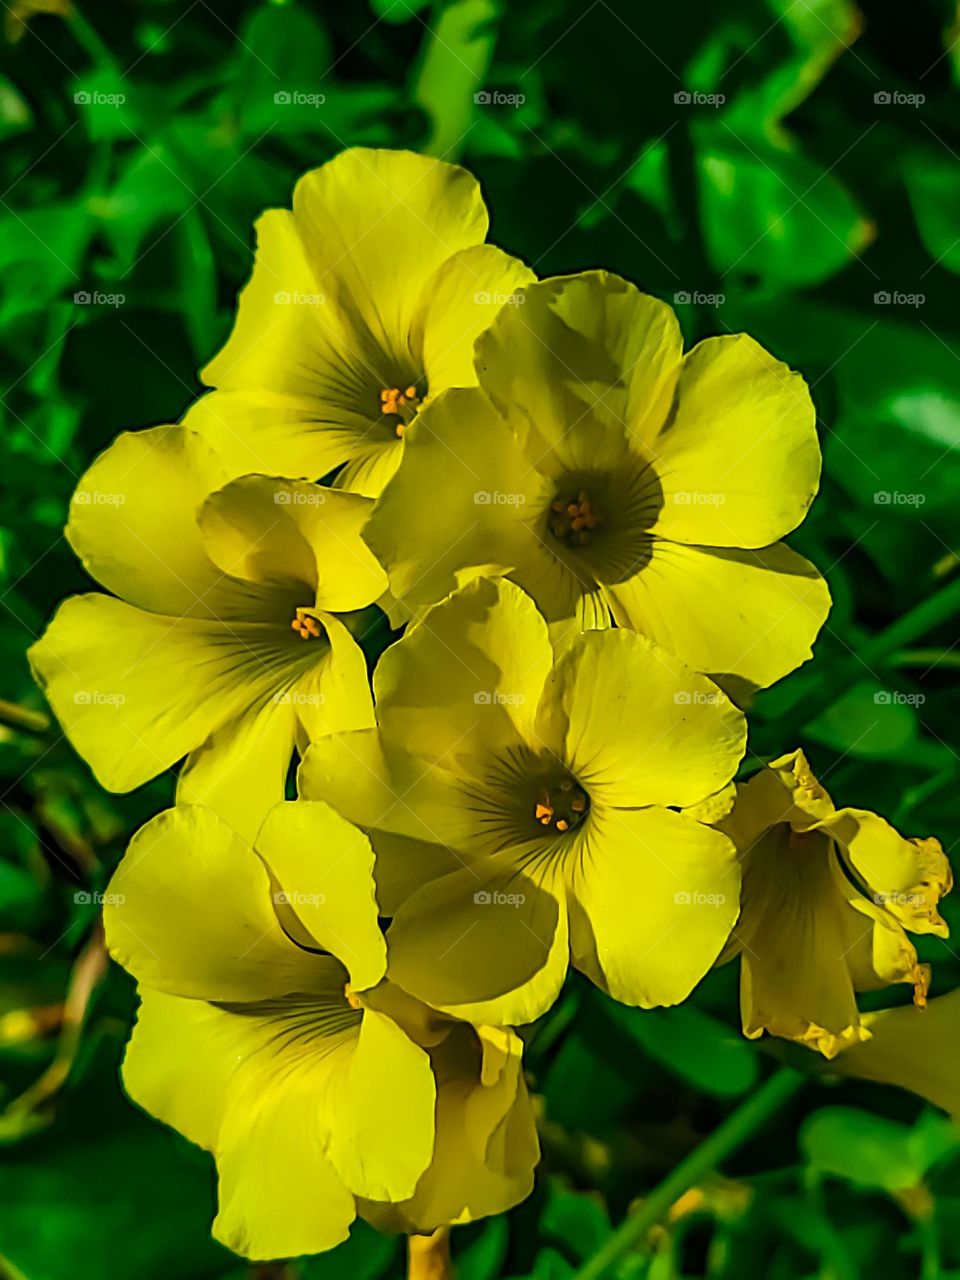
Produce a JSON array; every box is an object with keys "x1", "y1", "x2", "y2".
[
  {"x1": 379, "y1": 385, "x2": 421, "y2": 437},
  {"x1": 291, "y1": 606, "x2": 321, "y2": 640},
  {"x1": 549, "y1": 491, "x2": 603, "y2": 547},
  {"x1": 534, "y1": 777, "x2": 590, "y2": 833}
]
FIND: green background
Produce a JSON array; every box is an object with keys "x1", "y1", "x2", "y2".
[{"x1": 2, "y1": 0, "x2": 960, "y2": 1276}]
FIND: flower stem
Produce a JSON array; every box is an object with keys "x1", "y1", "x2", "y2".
[
  {"x1": 407, "y1": 1228, "x2": 453, "y2": 1280},
  {"x1": 572, "y1": 1067, "x2": 806, "y2": 1280}
]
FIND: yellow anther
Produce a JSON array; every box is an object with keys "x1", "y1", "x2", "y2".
[
  {"x1": 344, "y1": 983, "x2": 364, "y2": 1011},
  {"x1": 549, "y1": 491, "x2": 602, "y2": 547},
  {"x1": 379, "y1": 384, "x2": 422, "y2": 437},
  {"x1": 533, "y1": 779, "x2": 589, "y2": 834},
  {"x1": 291, "y1": 607, "x2": 322, "y2": 640}
]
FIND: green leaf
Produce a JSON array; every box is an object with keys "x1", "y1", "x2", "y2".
[
  {"x1": 904, "y1": 149, "x2": 960, "y2": 275},
  {"x1": 71, "y1": 69, "x2": 144, "y2": 143},
  {"x1": 801, "y1": 1106, "x2": 959, "y2": 1191},
  {"x1": 806, "y1": 677, "x2": 921, "y2": 758},
  {"x1": 602, "y1": 1003, "x2": 760, "y2": 1099},
  {"x1": 695, "y1": 127, "x2": 872, "y2": 286},
  {"x1": 541, "y1": 1184, "x2": 611, "y2": 1262}
]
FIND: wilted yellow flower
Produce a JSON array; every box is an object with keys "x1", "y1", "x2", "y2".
[
  {"x1": 366, "y1": 271, "x2": 830, "y2": 687},
  {"x1": 302, "y1": 577, "x2": 746, "y2": 1026},
  {"x1": 106, "y1": 801, "x2": 537, "y2": 1258},
  {"x1": 188, "y1": 147, "x2": 534, "y2": 497},
  {"x1": 29, "y1": 426, "x2": 383, "y2": 839},
  {"x1": 718, "y1": 749, "x2": 952, "y2": 1058}
]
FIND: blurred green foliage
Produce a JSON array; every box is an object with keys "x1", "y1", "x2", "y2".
[{"x1": 1, "y1": 0, "x2": 960, "y2": 1277}]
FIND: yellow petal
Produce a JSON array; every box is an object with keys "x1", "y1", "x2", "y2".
[
  {"x1": 292, "y1": 148, "x2": 488, "y2": 361},
  {"x1": 605, "y1": 539, "x2": 831, "y2": 687},
  {"x1": 320, "y1": 1007, "x2": 435, "y2": 1202},
  {"x1": 536, "y1": 628, "x2": 746, "y2": 809},
  {"x1": 649, "y1": 334, "x2": 820, "y2": 548},
  {"x1": 29, "y1": 594, "x2": 314, "y2": 792},
  {"x1": 364, "y1": 388, "x2": 535, "y2": 610},
  {"x1": 475, "y1": 271, "x2": 682, "y2": 476},
  {"x1": 104, "y1": 806, "x2": 323, "y2": 1001},
  {"x1": 386, "y1": 854, "x2": 569, "y2": 1026},
  {"x1": 734, "y1": 823, "x2": 872, "y2": 1058},
  {"x1": 569, "y1": 806, "x2": 739, "y2": 1006},
  {"x1": 177, "y1": 695, "x2": 298, "y2": 843},
  {"x1": 66, "y1": 425, "x2": 228, "y2": 616},
  {"x1": 373, "y1": 578, "x2": 553, "y2": 768},
  {"x1": 415, "y1": 244, "x2": 535, "y2": 393},
  {"x1": 831, "y1": 989, "x2": 960, "y2": 1118},
  {"x1": 255, "y1": 801, "x2": 386, "y2": 991},
  {"x1": 199, "y1": 477, "x2": 386, "y2": 611},
  {"x1": 815, "y1": 808, "x2": 951, "y2": 938}
]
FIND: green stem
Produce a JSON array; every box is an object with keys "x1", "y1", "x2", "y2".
[
  {"x1": 413, "y1": 0, "x2": 501, "y2": 160},
  {"x1": 572, "y1": 1068, "x2": 806, "y2": 1280},
  {"x1": 859, "y1": 576, "x2": 960, "y2": 665},
  {"x1": 888, "y1": 648, "x2": 960, "y2": 671}
]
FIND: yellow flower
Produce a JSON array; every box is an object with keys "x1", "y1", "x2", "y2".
[
  {"x1": 359, "y1": 1021, "x2": 539, "y2": 1233},
  {"x1": 301, "y1": 577, "x2": 747, "y2": 1026},
  {"x1": 826, "y1": 988, "x2": 960, "y2": 1119},
  {"x1": 28, "y1": 425, "x2": 384, "y2": 839},
  {"x1": 718, "y1": 749, "x2": 952, "y2": 1059},
  {"x1": 104, "y1": 801, "x2": 435, "y2": 1259},
  {"x1": 187, "y1": 147, "x2": 534, "y2": 497},
  {"x1": 366, "y1": 271, "x2": 830, "y2": 687},
  {"x1": 105, "y1": 802, "x2": 538, "y2": 1258}
]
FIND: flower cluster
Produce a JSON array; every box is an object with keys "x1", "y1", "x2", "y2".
[{"x1": 29, "y1": 148, "x2": 953, "y2": 1261}]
